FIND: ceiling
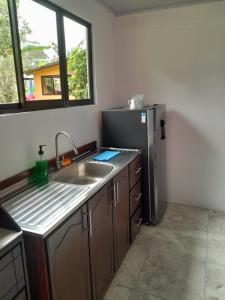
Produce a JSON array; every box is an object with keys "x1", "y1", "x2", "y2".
[{"x1": 97, "y1": 0, "x2": 223, "y2": 15}]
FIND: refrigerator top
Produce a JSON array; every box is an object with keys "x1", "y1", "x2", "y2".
[{"x1": 103, "y1": 104, "x2": 164, "y2": 111}]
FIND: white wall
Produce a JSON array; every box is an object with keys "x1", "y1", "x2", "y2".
[
  {"x1": 0, "y1": 0, "x2": 118, "y2": 181},
  {"x1": 115, "y1": 1, "x2": 225, "y2": 211}
]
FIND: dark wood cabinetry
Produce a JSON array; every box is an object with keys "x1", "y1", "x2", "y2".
[
  {"x1": 88, "y1": 184, "x2": 114, "y2": 300},
  {"x1": 129, "y1": 155, "x2": 142, "y2": 189},
  {"x1": 130, "y1": 180, "x2": 142, "y2": 217},
  {"x1": 130, "y1": 205, "x2": 142, "y2": 243},
  {"x1": 47, "y1": 205, "x2": 91, "y2": 300},
  {"x1": 22, "y1": 154, "x2": 142, "y2": 300},
  {"x1": 113, "y1": 167, "x2": 130, "y2": 270},
  {"x1": 129, "y1": 155, "x2": 143, "y2": 243}
]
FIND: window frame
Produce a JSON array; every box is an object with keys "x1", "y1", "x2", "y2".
[{"x1": 0, "y1": 0, "x2": 94, "y2": 114}]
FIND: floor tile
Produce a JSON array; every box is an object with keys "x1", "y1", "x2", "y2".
[
  {"x1": 138, "y1": 226, "x2": 207, "y2": 262},
  {"x1": 208, "y1": 210, "x2": 225, "y2": 234},
  {"x1": 103, "y1": 285, "x2": 131, "y2": 300},
  {"x1": 158, "y1": 203, "x2": 208, "y2": 234},
  {"x1": 105, "y1": 203, "x2": 225, "y2": 300},
  {"x1": 207, "y1": 233, "x2": 225, "y2": 266},
  {"x1": 136, "y1": 249, "x2": 205, "y2": 300},
  {"x1": 129, "y1": 290, "x2": 163, "y2": 300},
  {"x1": 205, "y1": 263, "x2": 225, "y2": 300},
  {"x1": 111, "y1": 242, "x2": 149, "y2": 288}
]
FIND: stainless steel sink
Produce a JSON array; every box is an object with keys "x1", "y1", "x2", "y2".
[{"x1": 51, "y1": 162, "x2": 114, "y2": 185}]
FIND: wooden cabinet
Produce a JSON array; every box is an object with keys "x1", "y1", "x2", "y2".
[
  {"x1": 47, "y1": 205, "x2": 91, "y2": 300},
  {"x1": 130, "y1": 181, "x2": 142, "y2": 217},
  {"x1": 130, "y1": 205, "x2": 142, "y2": 243},
  {"x1": 129, "y1": 155, "x2": 143, "y2": 244},
  {"x1": 23, "y1": 154, "x2": 141, "y2": 300},
  {"x1": 129, "y1": 155, "x2": 142, "y2": 190},
  {"x1": 88, "y1": 184, "x2": 114, "y2": 300},
  {"x1": 113, "y1": 167, "x2": 130, "y2": 270}
]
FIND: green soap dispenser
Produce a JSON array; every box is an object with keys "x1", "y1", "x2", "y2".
[{"x1": 36, "y1": 145, "x2": 48, "y2": 183}]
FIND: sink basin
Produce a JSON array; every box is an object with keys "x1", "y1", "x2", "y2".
[{"x1": 52, "y1": 162, "x2": 114, "y2": 185}]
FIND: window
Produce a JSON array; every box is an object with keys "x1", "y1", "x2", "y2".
[
  {"x1": 18, "y1": 0, "x2": 62, "y2": 101},
  {"x1": 0, "y1": 0, "x2": 94, "y2": 113},
  {"x1": 42, "y1": 76, "x2": 61, "y2": 96},
  {"x1": 64, "y1": 16, "x2": 90, "y2": 101},
  {"x1": 0, "y1": 0, "x2": 19, "y2": 106}
]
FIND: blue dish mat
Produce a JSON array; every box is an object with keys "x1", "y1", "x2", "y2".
[{"x1": 93, "y1": 150, "x2": 120, "y2": 161}]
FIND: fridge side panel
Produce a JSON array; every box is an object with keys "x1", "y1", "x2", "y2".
[
  {"x1": 152, "y1": 105, "x2": 167, "y2": 224},
  {"x1": 147, "y1": 109, "x2": 154, "y2": 224}
]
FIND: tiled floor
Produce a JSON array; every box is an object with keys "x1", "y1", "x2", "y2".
[{"x1": 104, "y1": 203, "x2": 225, "y2": 300}]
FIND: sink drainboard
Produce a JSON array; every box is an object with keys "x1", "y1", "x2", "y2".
[{"x1": 2, "y1": 181, "x2": 89, "y2": 233}]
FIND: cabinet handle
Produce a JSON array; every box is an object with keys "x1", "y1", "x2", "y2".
[
  {"x1": 132, "y1": 193, "x2": 142, "y2": 202},
  {"x1": 113, "y1": 183, "x2": 117, "y2": 207},
  {"x1": 135, "y1": 167, "x2": 142, "y2": 174},
  {"x1": 116, "y1": 181, "x2": 119, "y2": 205},
  {"x1": 89, "y1": 210, "x2": 93, "y2": 237},
  {"x1": 81, "y1": 210, "x2": 88, "y2": 231},
  {"x1": 136, "y1": 218, "x2": 143, "y2": 228}
]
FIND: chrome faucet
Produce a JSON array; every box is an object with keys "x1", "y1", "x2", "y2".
[{"x1": 55, "y1": 131, "x2": 79, "y2": 169}]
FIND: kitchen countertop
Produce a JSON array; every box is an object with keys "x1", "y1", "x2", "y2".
[
  {"x1": 0, "y1": 228, "x2": 22, "y2": 255},
  {"x1": 2, "y1": 148, "x2": 140, "y2": 238}
]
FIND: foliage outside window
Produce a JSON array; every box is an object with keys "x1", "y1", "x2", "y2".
[
  {"x1": 64, "y1": 16, "x2": 89, "y2": 100},
  {"x1": 0, "y1": 0, "x2": 94, "y2": 112}
]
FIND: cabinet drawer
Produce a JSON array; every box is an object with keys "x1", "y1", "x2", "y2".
[
  {"x1": 0, "y1": 259, "x2": 17, "y2": 299},
  {"x1": 129, "y1": 156, "x2": 142, "y2": 190},
  {"x1": 2, "y1": 285, "x2": 17, "y2": 300},
  {"x1": 0, "y1": 252, "x2": 13, "y2": 272},
  {"x1": 130, "y1": 205, "x2": 142, "y2": 243},
  {"x1": 13, "y1": 245, "x2": 21, "y2": 259},
  {"x1": 130, "y1": 181, "x2": 142, "y2": 217},
  {"x1": 0, "y1": 245, "x2": 26, "y2": 300},
  {"x1": 14, "y1": 255, "x2": 24, "y2": 284}
]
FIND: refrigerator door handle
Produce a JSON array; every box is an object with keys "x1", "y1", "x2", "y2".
[{"x1": 160, "y1": 120, "x2": 166, "y2": 140}]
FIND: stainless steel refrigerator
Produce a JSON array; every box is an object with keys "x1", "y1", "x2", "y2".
[{"x1": 102, "y1": 104, "x2": 167, "y2": 224}]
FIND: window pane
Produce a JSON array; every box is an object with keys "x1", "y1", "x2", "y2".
[
  {"x1": 41, "y1": 76, "x2": 61, "y2": 96},
  {"x1": 0, "y1": 0, "x2": 19, "y2": 104},
  {"x1": 42, "y1": 77, "x2": 53, "y2": 95},
  {"x1": 64, "y1": 16, "x2": 90, "y2": 101},
  {"x1": 17, "y1": 0, "x2": 61, "y2": 101},
  {"x1": 53, "y1": 77, "x2": 61, "y2": 95}
]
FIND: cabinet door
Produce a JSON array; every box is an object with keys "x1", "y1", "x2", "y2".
[
  {"x1": 113, "y1": 167, "x2": 130, "y2": 270},
  {"x1": 47, "y1": 205, "x2": 91, "y2": 300},
  {"x1": 88, "y1": 184, "x2": 114, "y2": 300}
]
